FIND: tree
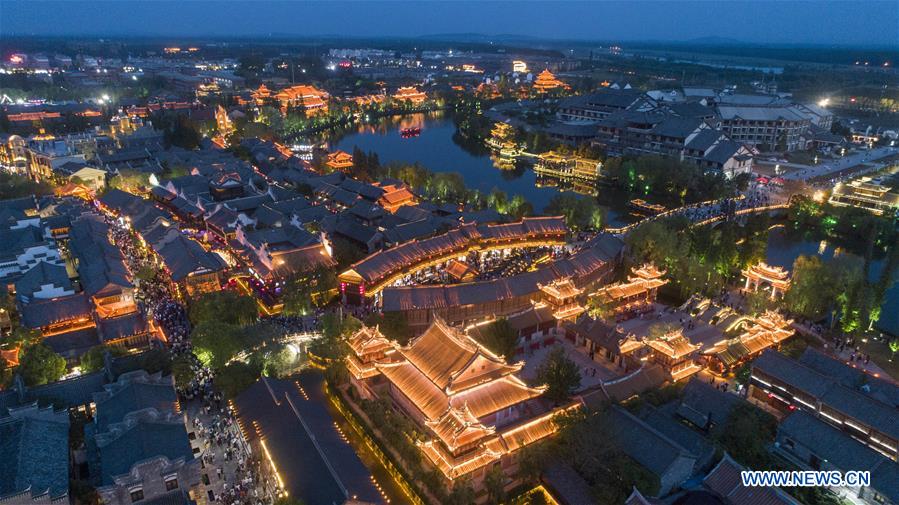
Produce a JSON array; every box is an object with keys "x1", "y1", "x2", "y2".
[
  {"x1": 7, "y1": 326, "x2": 42, "y2": 346},
  {"x1": 109, "y1": 169, "x2": 151, "y2": 193},
  {"x1": 80, "y1": 345, "x2": 127, "y2": 373},
  {"x1": 483, "y1": 465, "x2": 507, "y2": 504},
  {"x1": 0, "y1": 172, "x2": 55, "y2": 200},
  {"x1": 216, "y1": 361, "x2": 262, "y2": 398},
  {"x1": 544, "y1": 193, "x2": 604, "y2": 231},
  {"x1": 189, "y1": 291, "x2": 258, "y2": 327},
  {"x1": 171, "y1": 355, "x2": 196, "y2": 390},
  {"x1": 18, "y1": 343, "x2": 66, "y2": 386},
  {"x1": 714, "y1": 403, "x2": 777, "y2": 469},
  {"x1": 474, "y1": 318, "x2": 519, "y2": 360},
  {"x1": 191, "y1": 320, "x2": 244, "y2": 369},
  {"x1": 363, "y1": 311, "x2": 411, "y2": 345},
  {"x1": 535, "y1": 347, "x2": 581, "y2": 403}
]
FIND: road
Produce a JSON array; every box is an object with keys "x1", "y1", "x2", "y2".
[{"x1": 771, "y1": 146, "x2": 899, "y2": 182}]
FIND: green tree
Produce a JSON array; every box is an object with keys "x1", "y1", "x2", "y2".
[
  {"x1": 80, "y1": 345, "x2": 127, "y2": 373},
  {"x1": 18, "y1": 343, "x2": 66, "y2": 386},
  {"x1": 191, "y1": 320, "x2": 244, "y2": 369},
  {"x1": 714, "y1": 403, "x2": 777, "y2": 469},
  {"x1": 363, "y1": 311, "x2": 411, "y2": 345},
  {"x1": 0, "y1": 172, "x2": 55, "y2": 200},
  {"x1": 535, "y1": 347, "x2": 581, "y2": 403},
  {"x1": 189, "y1": 291, "x2": 258, "y2": 327},
  {"x1": 216, "y1": 361, "x2": 262, "y2": 398},
  {"x1": 171, "y1": 355, "x2": 196, "y2": 390},
  {"x1": 484, "y1": 465, "x2": 507, "y2": 504},
  {"x1": 474, "y1": 318, "x2": 519, "y2": 360}
]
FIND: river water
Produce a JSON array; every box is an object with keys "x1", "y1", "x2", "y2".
[
  {"x1": 765, "y1": 226, "x2": 899, "y2": 336},
  {"x1": 327, "y1": 111, "x2": 641, "y2": 227}
]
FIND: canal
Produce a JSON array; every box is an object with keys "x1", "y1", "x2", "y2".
[{"x1": 326, "y1": 111, "x2": 642, "y2": 227}]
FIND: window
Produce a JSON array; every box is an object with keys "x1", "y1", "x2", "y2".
[
  {"x1": 165, "y1": 477, "x2": 179, "y2": 491},
  {"x1": 130, "y1": 489, "x2": 144, "y2": 503}
]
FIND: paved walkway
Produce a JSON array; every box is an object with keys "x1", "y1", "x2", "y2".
[{"x1": 519, "y1": 337, "x2": 620, "y2": 390}]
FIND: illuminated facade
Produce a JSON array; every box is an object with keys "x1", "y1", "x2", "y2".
[
  {"x1": 512, "y1": 60, "x2": 528, "y2": 73},
  {"x1": 706, "y1": 311, "x2": 794, "y2": 372},
  {"x1": 392, "y1": 86, "x2": 428, "y2": 105},
  {"x1": 532, "y1": 69, "x2": 569, "y2": 94},
  {"x1": 742, "y1": 261, "x2": 791, "y2": 299},
  {"x1": 347, "y1": 319, "x2": 576, "y2": 490},
  {"x1": 324, "y1": 150, "x2": 354, "y2": 172},
  {"x1": 644, "y1": 329, "x2": 702, "y2": 382},
  {"x1": 829, "y1": 178, "x2": 899, "y2": 216},
  {"x1": 533, "y1": 151, "x2": 602, "y2": 189},
  {"x1": 591, "y1": 264, "x2": 667, "y2": 318},
  {"x1": 274, "y1": 85, "x2": 330, "y2": 115},
  {"x1": 338, "y1": 217, "x2": 569, "y2": 302}
]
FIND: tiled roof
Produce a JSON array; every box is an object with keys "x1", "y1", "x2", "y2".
[{"x1": 0, "y1": 406, "x2": 70, "y2": 500}]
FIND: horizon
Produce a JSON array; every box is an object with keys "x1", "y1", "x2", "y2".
[{"x1": 2, "y1": 0, "x2": 897, "y2": 48}]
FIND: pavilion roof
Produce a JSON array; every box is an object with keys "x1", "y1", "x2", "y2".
[{"x1": 645, "y1": 330, "x2": 699, "y2": 359}]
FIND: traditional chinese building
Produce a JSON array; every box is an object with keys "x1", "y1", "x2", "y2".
[
  {"x1": 644, "y1": 329, "x2": 702, "y2": 381},
  {"x1": 742, "y1": 262, "x2": 791, "y2": 299},
  {"x1": 324, "y1": 150, "x2": 354, "y2": 172},
  {"x1": 274, "y1": 85, "x2": 330, "y2": 115},
  {"x1": 250, "y1": 84, "x2": 273, "y2": 106},
  {"x1": 532, "y1": 69, "x2": 569, "y2": 94},
  {"x1": 705, "y1": 311, "x2": 794, "y2": 372},
  {"x1": 536, "y1": 278, "x2": 585, "y2": 322},
  {"x1": 590, "y1": 264, "x2": 667, "y2": 318},
  {"x1": 534, "y1": 151, "x2": 602, "y2": 192},
  {"x1": 392, "y1": 86, "x2": 428, "y2": 105},
  {"x1": 374, "y1": 182, "x2": 417, "y2": 212},
  {"x1": 346, "y1": 319, "x2": 576, "y2": 493}
]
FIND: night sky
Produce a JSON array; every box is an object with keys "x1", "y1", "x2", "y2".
[{"x1": 1, "y1": 1, "x2": 896, "y2": 47}]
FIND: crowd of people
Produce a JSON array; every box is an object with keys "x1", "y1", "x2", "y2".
[{"x1": 105, "y1": 213, "x2": 274, "y2": 504}]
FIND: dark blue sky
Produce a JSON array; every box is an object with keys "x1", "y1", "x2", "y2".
[{"x1": 2, "y1": 1, "x2": 896, "y2": 46}]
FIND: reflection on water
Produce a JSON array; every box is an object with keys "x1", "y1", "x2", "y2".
[
  {"x1": 766, "y1": 226, "x2": 899, "y2": 335},
  {"x1": 325, "y1": 111, "x2": 640, "y2": 226}
]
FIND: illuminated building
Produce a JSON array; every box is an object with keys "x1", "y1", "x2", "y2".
[
  {"x1": 350, "y1": 94, "x2": 386, "y2": 107},
  {"x1": 705, "y1": 311, "x2": 793, "y2": 372},
  {"x1": 214, "y1": 105, "x2": 235, "y2": 141},
  {"x1": 590, "y1": 264, "x2": 667, "y2": 317},
  {"x1": 486, "y1": 122, "x2": 517, "y2": 152},
  {"x1": 324, "y1": 150, "x2": 354, "y2": 172},
  {"x1": 750, "y1": 348, "x2": 899, "y2": 461},
  {"x1": 392, "y1": 86, "x2": 428, "y2": 105},
  {"x1": 250, "y1": 84, "x2": 273, "y2": 106},
  {"x1": 373, "y1": 182, "x2": 416, "y2": 213},
  {"x1": 274, "y1": 85, "x2": 330, "y2": 115},
  {"x1": 475, "y1": 83, "x2": 501, "y2": 100},
  {"x1": 533, "y1": 151, "x2": 602, "y2": 188},
  {"x1": 829, "y1": 178, "x2": 899, "y2": 216},
  {"x1": 512, "y1": 60, "x2": 528, "y2": 73},
  {"x1": 346, "y1": 318, "x2": 578, "y2": 490},
  {"x1": 536, "y1": 278, "x2": 585, "y2": 322},
  {"x1": 380, "y1": 235, "x2": 623, "y2": 333},
  {"x1": 532, "y1": 69, "x2": 569, "y2": 94},
  {"x1": 0, "y1": 134, "x2": 28, "y2": 174},
  {"x1": 338, "y1": 217, "x2": 570, "y2": 302},
  {"x1": 644, "y1": 329, "x2": 702, "y2": 382},
  {"x1": 741, "y1": 261, "x2": 791, "y2": 299}
]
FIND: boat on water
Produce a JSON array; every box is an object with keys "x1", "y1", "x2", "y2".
[
  {"x1": 629, "y1": 198, "x2": 666, "y2": 215},
  {"x1": 400, "y1": 127, "x2": 421, "y2": 138}
]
